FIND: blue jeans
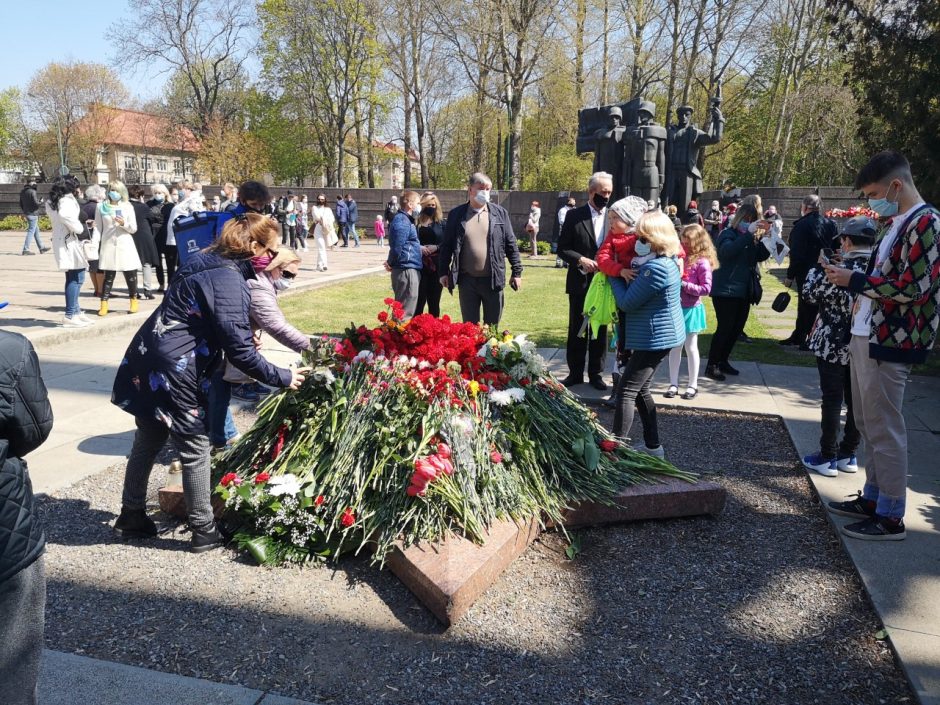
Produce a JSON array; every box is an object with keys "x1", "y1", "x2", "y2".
[
  {"x1": 65, "y1": 269, "x2": 85, "y2": 317},
  {"x1": 346, "y1": 222, "x2": 359, "y2": 246},
  {"x1": 207, "y1": 370, "x2": 238, "y2": 447},
  {"x1": 23, "y1": 215, "x2": 45, "y2": 252}
]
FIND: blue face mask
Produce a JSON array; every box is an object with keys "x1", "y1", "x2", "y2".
[
  {"x1": 634, "y1": 240, "x2": 652, "y2": 257},
  {"x1": 108, "y1": 190, "x2": 121, "y2": 202},
  {"x1": 868, "y1": 181, "x2": 900, "y2": 218}
]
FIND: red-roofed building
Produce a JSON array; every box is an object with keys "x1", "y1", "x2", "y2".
[{"x1": 73, "y1": 107, "x2": 200, "y2": 185}]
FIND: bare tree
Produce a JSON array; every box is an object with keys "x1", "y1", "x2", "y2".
[{"x1": 114, "y1": 0, "x2": 253, "y2": 134}]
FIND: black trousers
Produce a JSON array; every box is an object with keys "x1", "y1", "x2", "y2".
[
  {"x1": 792, "y1": 277, "x2": 819, "y2": 343},
  {"x1": 565, "y1": 289, "x2": 607, "y2": 380},
  {"x1": 816, "y1": 357, "x2": 861, "y2": 459},
  {"x1": 416, "y1": 271, "x2": 443, "y2": 317},
  {"x1": 101, "y1": 270, "x2": 139, "y2": 300},
  {"x1": 613, "y1": 348, "x2": 669, "y2": 444},
  {"x1": 707, "y1": 296, "x2": 750, "y2": 366},
  {"x1": 155, "y1": 242, "x2": 177, "y2": 289}
]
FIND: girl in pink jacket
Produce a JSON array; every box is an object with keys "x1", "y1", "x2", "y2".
[{"x1": 666, "y1": 225, "x2": 718, "y2": 399}]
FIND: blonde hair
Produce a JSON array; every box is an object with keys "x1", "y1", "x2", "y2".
[
  {"x1": 150, "y1": 184, "x2": 170, "y2": 199},
  {"x1": 742, "y1": 193, "x2": 762, "y2": 217},
  {"x1": 636, "y1": 211, "x2": 681, "y2": 257},
  {"x1": 667, "y1": 204, "x2": 678, "y2": 216},
  {"x1": 418, "y1": 193, "x2": 443, "y2": 225},
  {"x1": 680, "y1": 224, "x2": 719, "y2": 270},
  {"x1": 205, "y1": 213, "x2": 279, "y2": 259},
  {"x1": 106, "y1": 180, "x2": 129, "y2": 202}
]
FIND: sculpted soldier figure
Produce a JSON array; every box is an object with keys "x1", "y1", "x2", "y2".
[
  {"x1": 592, "y1": 107, "x2": 627, "y2": 198},
  {"x1": 623, "y1": 101, "x2": 667, "y2": 204},
  {"x1": 666, "y1": 103, "x2": 725, "y2": 216}
]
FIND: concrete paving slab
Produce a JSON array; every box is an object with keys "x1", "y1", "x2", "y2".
[
  {"x1": 39, "y1": 650, "x2": 319, "y2": 705},
  {"x1": 886, "y1": 629, "x2": 940, "y2": 705}
]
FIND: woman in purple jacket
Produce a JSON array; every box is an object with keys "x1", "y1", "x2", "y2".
[{"x1": 665, "y1": 224, "x2": 718, "y2": 400}]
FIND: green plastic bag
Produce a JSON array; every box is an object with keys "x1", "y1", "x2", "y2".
[{"x1": 582, "y1": 272, "x2": 618, "y2": 340}]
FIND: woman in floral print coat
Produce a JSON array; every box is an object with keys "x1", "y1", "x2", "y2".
[{"x1": 111, "y1": 214, "x2": 306, "y2": 553}]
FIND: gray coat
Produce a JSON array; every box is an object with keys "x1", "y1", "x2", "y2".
[{"x1": 248, "y1": 274, "x2": 311, "y2": 352}]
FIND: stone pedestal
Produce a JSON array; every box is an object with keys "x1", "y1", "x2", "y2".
[{"x1": 157, "y1": 484, "x2": 224, "y2": 519}]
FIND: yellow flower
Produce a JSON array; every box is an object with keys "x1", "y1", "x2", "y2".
[
  {"x1": 468, "y1": 380, "x2": 480, "y2": 397},
  {"x1": 502, "y1": 333, "x2": 513, "y2": 343}
]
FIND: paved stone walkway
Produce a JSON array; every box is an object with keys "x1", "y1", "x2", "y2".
[{"x1": 5, "y1": 227, "x2": 937, "y2": 704}]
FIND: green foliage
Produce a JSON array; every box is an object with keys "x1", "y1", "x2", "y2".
[
  {"x1": 245, "y1": 90, "x2": 323, "y2": 184},
  {"x1": 827, "y1": 0, "x2": 940, "y2": 201},
  {"x1": 0, "y1": 88, "x2": 19, "y2": 156},
  {"x1": 0, "y1": 215, "x2": 51, "y2": 231},
  {"x1": 516, "y1": 239, "x2": 552, "y2": 256},
  {"x1": 522, "y1": 146, "x2": 594, "y2": 191}
]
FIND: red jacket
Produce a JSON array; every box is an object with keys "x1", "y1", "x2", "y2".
[{"x1": 596, "y1": 232, "x2": 638, "y2": 277}]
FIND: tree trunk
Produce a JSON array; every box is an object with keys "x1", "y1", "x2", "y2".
[
  {"x1": 574, "y1": 0, "x2": 586, "y2": 108},
  {"x1": 367, "y1": 74, "x2": 376, "y2": 188},
  {"x1": 353, "y1": 94, "x2": 367, "y2": 187},
  {"x1": 600, "y1": 0, "x2": 610, "y2": 104}
]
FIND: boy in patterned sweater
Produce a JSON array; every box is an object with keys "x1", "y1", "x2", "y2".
[{"x1": 825, "y1": 150, "x2": 940, "y2": 541}]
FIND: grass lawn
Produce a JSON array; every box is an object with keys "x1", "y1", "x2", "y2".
[{"x1": 281, "y1": 259, "x2": 940, "y2": 376}]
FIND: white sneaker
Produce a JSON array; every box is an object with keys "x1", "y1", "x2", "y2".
[
  {"x1": 802, "y1": 453, "x2": 839, "y2": 477},
  {"x1": 62, "y1": 315, "x2": 90, "y2": 328},
  {"x1": 836, "y1": 454, "x2": 858, "y2": 473},
  {"x1": 633, "y1": 443, "x2": 665, "y2": 459},
  {"x1": 77, "y1": 312, "x2": 96, "y2": 325}
]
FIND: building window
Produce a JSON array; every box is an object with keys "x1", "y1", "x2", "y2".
[
  {"x1": 123, "y1": 155, "x2": 136, "y2": 169},
  {"x1": 173, "y1": 159, "x2": 183, "y2": 175},
  {"x1": 140, "y1": 157, "x2": 152, "y2": 172},
  {"x1": 156, "y1": 158, "x2": 167, "y2": 172}
]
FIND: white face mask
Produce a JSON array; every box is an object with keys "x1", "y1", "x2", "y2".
[
  {"x1": 474, "y1": 189, "x2": 491, "y2": 205},
  {"x1": 273, "y1": 277, "x2": 292, "y2": 291},
  {"x1": 634, "y1": 240, "x2": 652, "y2": 257}
]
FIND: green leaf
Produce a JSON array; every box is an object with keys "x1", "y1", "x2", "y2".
[
  {"x1": 582, "y1": 440, "x2": 600, "y2": 471},
  {"x1": 874, "y1": 629, "x2": 888, "y2": 640},
  {"x1": 246, "y1": 537, "x2": 270, "y2": 565},
  {"x1": 571, "y1": 438, "x2": 585, "y2": 456}
]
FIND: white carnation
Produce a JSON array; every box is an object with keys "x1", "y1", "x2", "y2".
[{"x1": 266, "y1": 474, "x2": 302, "y2": 497}]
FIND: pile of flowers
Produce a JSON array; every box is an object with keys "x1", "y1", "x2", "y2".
[
  {"x1": 215, "y1": 299, "x2": 694, "y2": 566},
  {"x1": 826, "y1": 205, "x2": 878, "y2": 219}
]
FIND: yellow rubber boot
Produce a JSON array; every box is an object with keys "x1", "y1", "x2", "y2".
[
  {"x1": 129, "y1": 298, "x2": 139, "y2": 314},
  {"x1": 98, "y1": 300, "x2": 109, "y2": 317}
]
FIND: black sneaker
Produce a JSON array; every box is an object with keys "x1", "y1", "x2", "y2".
[
  {"x1": 589, "y1": 376, "x2": 608, "y2": 391},
  {"x1": 718, "y1": 362, "x2": 740, "y2": 375},
  {"x1": 191, "y1": 524, "x2": 227, "y2": 553},
  {"x1": 704, "y1": 364, "x2": 726, "y2": 381},
  {"x1": 560, "y1": 375, "x2": 584, "y2": 388},
  {"x1": 114, "y1": 508, "x2": 158, "y2": 539},
  {"x1": 827, "y1": 492, "x2": 876, "y2": 519},
  {"x1": 841, "y1": 516, "x2": 906, "y2": 541}
]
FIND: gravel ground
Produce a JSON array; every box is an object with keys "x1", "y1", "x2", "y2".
[{"x1": 39, "y1": 407, "x2": 913, "y2": 705}]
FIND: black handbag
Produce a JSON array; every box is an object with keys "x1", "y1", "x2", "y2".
[
  {"x1": 748, "y1": 266, "x2": 763, "y2": 305},
  {"x1": 772, "y1": 291, "x2": 791, "y2": 312}
]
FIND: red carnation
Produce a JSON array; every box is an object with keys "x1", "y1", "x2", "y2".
[
  {"x1": 599, "y1": 439, "x2": 619, "y2": 452},
  {"x1": 490, "y1": 451, "x2": 503, "y2": 464},
  {"x1": 378, "y1": 311, "x2": 389, "y2": 323},
  {"x1": 220, "y1": 472, "x2": 240, "y2": 487},
  {"x1": 315, "y1": 495, "x2": 325, "y2": 507},
  {"x1": 341, "y1": 508, "x2": 356, "y2": 527},
  {"x1": 254, "y1": 472, "x2": 271, "y2": 484},
  {"x1": 436, "y1": 442, "x2": 452, "y2": 459},
  {"x1": 383, "y1": 297, "x2": 395, "y2": 306}
]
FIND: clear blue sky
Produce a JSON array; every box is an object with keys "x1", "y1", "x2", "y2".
[{"x1": 0, "y1": 0, "x2": 165, "y2": 100}]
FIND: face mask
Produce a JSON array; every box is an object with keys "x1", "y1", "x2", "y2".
[
  {"x1": 869, "y1": 182, "x2": 900, "y2": 217},
  {"x1": 108, "y1": 191, "x2": 121, "y2": 202},
  {"x1": 154, "y1": 194, "x2": 165, "y2": 203},
  {"x1": 634, "y1": 240, "x2": 652, "y2": 257},
  {"x1": 475, "y1": 189, "x2": 491, "y2": 205},
  {"x1": 251, "y1": 254, "x2": 272, "y2": 272},
  {"x1": 273, "y1": 277, "x2": 292, "y2": 291},
  {"x1": 592, "y1": 193, "x2": 609, "y2": 209},
  {"x1": 180, "y1": 189, "x2": 190, "y2": 200},
  {"x1": 421, "y1": 206, "x2": 436, "y2": 216}
]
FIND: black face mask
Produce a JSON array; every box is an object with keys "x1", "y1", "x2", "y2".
[
  {"x1": 421, "y1": 206, "x2": 436, "y2": 216},
  {"x1": 592, "y1": 193, "x2": 610, "y2": 209}
]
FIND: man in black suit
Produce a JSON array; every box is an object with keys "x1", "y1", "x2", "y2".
[{"x1": 557, "y1": 172, "x2": 614, "y2": 390}]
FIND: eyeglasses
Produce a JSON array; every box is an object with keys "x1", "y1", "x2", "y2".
[{"x1": 281, "y1": 270, "x2": 296, "y2": 280}]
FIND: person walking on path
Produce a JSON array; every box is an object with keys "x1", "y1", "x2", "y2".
[
  {"x1": 295, "y1": 194, "x2": 309, "y2": 251},
  {"x1": 374, "y1": 214, "x2": 386, "y2": 247},
  {"x1": 665, "y1": 224, "x2": 717, "y2": 400},
  {"x1": 609, "y1": 210, "x2": 684, "y2": 458},
  {"x1": 824, "y1": 150, "x2": 940, "y2": 541},
  {"x1": 129, "y1": 185, "x2": 160, "y2": 300},
  {"x1": 95, "y1": 181, "x2": 141, "y2": 316},
  {"x1": 387, "y1": 190, "x2": 423, "y2": 318},
  {"x1": 781, "y1": 194, "x2": 838, "y2": 348},
  {"x1": 19, "y1": 180, "x2": 49, "y2": 256},
  {"x1": 0, "y1": 330, "x2": 54, "y2": 705},
  {"x1": 800, "y1": 216, "x2": 874, "y2": 477},
  {"x1": 438, "y1": 172, "x2": 523, "y2": 325},
  {"x1": 557, "y1": 172, "x2": 614, "y2": 389},
  {"x1": 336, "y1": 196, "x2": 349, "y2": 247},
  {"x1": 111, "y1": 214, "x2": 306, "y2": 553},
  {"x1": 345, "y1": 194, "x2": 360, "y2": 247},
  {"x1": 705, "y1": 201, "x2": 771, "y2": 380},
  {"x1": 415, "y1": 193, "x2": 446, "y2": 316},
  {"x1": 310, "y1": 194, "x2": 335, "y2": 271},
  {"x1": 46, "y1": 175, "x2": 94, "y2": 328}
]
